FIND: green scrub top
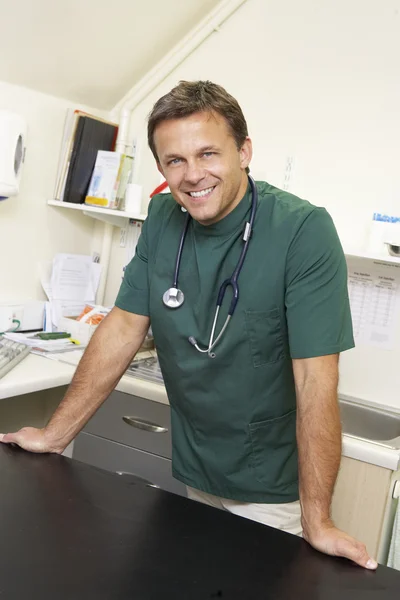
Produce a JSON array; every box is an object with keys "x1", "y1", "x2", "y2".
[{"x1": 115, "y1": 181, "x2": 354, "y2": 503}]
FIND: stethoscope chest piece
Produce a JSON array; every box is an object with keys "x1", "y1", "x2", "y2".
[{"x1": 163, "y1": 287, "x2": 185, "y2": 308}]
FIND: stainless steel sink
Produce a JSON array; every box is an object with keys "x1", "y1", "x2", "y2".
[{"x1": 339, "y1": 399, "x2": 400, "y2": 446}]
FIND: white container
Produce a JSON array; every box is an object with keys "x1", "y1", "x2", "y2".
[
  {"x1": 58, "y1": 315, "x2": 98, "y2": 345},
  {"x1": 125, "y1": 183, "x2": 142, "y2": 214},
  {"x1": 0, "y1": 110, "x2": 27, "y2": 199}
]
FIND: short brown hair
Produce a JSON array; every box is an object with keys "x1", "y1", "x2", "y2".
[{"x1": 147, "y1": 80, "x2": 249, "y2": 162}]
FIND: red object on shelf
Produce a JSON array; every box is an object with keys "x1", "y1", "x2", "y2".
[{"x1": 150, "y1": 181, "x2": 169, "y2": 198}]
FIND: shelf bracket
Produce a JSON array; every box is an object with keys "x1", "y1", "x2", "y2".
[{"x1": 82, "y1": 210, "x2": 127, "y2": 228}]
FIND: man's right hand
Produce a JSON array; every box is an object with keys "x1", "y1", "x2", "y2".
[
  {"x1": 0, "y1": 428, "x2": 64, "y2": 454},
  {"x1": 0, "y1": 309, "x2": 150, "y2": 457}
]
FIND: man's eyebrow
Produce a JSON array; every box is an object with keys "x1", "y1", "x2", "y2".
[
  {"x1": 164, "y1": 145, "x2": 220, "y2": 160},
  {"x1": 164, "y1": 152, "x2": 182, "y2": 160},
  {"x1": 197, "y1": 145, "x2": 220, "y2": 153}
]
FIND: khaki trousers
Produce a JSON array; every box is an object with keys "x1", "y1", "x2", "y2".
[{"x1": 187, "y1": 486, "x2": 303, "y2": 536}]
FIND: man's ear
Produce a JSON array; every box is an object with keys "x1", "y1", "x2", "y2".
[
  {"x1": 157, "y1": 162, "x2": 164, "y2": 177},
  {"x1": 239, "y1": 137, "x2": 253, "y2": 170}
]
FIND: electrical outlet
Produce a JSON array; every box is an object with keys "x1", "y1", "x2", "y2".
[{"x1": 12, "y1": 305, "x2": 24, "y2": 329}]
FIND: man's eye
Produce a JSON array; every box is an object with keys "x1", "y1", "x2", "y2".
[
  {"x1": 203, "y1": 152, "x2": 214, "y2": 157},
  {"x1": 169, "y1": 158, "x2": 181, "y2": 165}
]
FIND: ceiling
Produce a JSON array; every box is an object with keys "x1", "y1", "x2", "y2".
[{"x1": 0, "y1": 0, "x2": 222, "y2": 109}]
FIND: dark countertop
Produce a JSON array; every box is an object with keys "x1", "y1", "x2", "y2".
[{"x1": 0, "y1": 445, "x2": 399, "y2": 599}]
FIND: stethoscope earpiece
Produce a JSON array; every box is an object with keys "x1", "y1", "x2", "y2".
[{"x1": 162, "y1": 175, "x2": 258, "y2": 358}]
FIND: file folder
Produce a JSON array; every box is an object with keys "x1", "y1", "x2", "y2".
[{"x1": 63, "y1": 116, "x2": 118, "y2": 204}]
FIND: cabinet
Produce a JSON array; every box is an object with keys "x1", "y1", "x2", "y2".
[
  {"x1": 72, "y1": 390, "x2": 186, "y2": 497},
  {"x1": 331, "y1": 456, "x2": 394, "y2": 559},
  {"x1": 74, "y1": 391, "x2": 397, "y2": 559}
]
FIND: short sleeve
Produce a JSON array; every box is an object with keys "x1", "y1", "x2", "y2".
[
  {"x1": 285, "y1": 207, "x2": 354, "y2": 359},
  {"x1": 114, "y1": 212, "x2": 151, "y2": 316}
]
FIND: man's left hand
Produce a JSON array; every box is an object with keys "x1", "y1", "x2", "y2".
[{"x1": 303, "y1": 520, "x2": 378, "y2": 569}]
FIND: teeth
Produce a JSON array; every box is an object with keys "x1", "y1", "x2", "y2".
[{"x1": 189, "y1": 187, "x2": 214, "y2": 198}]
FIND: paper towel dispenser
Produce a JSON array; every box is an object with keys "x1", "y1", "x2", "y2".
[{"x1": 0, "y1": 110, "x2": 27, "y2": 200}]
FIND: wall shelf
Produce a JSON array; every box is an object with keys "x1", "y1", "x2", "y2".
[
  {"x1": 345, "y1": 250, "x2": 400, "y2": 265},
  {"x1": 48, "y1": 200, "x2": 147, "y2": 227}
]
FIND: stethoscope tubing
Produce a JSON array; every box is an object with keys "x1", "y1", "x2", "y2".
[
  {"x1": 164, "y1": 174, "x2": 258, "y2": 357},
  {"x1": 216, "y1": 176, "x2": 257, "y2": 315},
  {"x1": 173, "y1": 211, "x2": 191, "y2": 289}
]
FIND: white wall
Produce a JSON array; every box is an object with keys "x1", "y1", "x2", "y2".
[
  {"x1": 0, "y1": 81, "x2": 107, "y2": 306},
  {"x1": 104, "y1": 0, "x2": 400, "y2": 409}
]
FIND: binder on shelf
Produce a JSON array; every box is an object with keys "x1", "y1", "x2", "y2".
[
  {"x1": 54, "y1": 110, "x2": 118, "y2": 202},
  {"x1": 63, "y1": 116, "x2": 118, "y2": 205}
]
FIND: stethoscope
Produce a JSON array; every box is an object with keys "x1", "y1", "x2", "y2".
[{"x1": 162, "y1": 175, "x2": 258, "y2": 358}]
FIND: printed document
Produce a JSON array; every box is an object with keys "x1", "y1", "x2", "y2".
[
  {"x1": 347, "y1": 258, "x2": 400, "y2": 350},
  {"x1": 39, "y1": 254, "x2": 102, "y2": 329}
]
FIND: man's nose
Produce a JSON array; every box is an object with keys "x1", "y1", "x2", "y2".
[{"x1": 184, "y1": 161, "x2": 206, "y2": 186}]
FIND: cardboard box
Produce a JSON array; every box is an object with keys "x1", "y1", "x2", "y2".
[{"x1": 58, "y1": 315, "x2": 98, "y2": 346}]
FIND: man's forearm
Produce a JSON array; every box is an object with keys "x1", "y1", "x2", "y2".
[
  {"x1": 295, "y1": 360, "x2": 341, "y2": 533},
  {"x1": 44, "y1": 308, "x2": 149, "y2": 451}
]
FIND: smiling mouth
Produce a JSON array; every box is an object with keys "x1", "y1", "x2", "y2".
[{"x1": 187, "y1": 186, "x2": 216, "y2": 199}]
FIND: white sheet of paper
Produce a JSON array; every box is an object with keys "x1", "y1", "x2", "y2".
[
  {"x1": 51, "y1": 254, "x2": 95, "y2": 301},
  {"x1": 347, "y1": 258, "x2": 400, "y2": 350},
  {"x1": 4, "y1": 332, "x2": 75, "y2": 352},
  {"x1": 38, "y1": 254, "x2": 103, "y2": 329}
]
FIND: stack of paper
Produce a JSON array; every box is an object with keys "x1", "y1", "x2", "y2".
[
  {"x1": 39, "y1": 254, "x2": 102, "y2": 331},
  {"x1": 4, "y1": 332, "x2": 81, "y2": 355}
]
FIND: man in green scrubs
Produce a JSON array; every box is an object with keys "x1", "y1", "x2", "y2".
[{"x1": 0, "y1": 81, "x2": 377, "y2": 570}]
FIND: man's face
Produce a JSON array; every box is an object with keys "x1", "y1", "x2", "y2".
[{"x1": 154, "y1": 111, "x2": 252, "y2": 226}]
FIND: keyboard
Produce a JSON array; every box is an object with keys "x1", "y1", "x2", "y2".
[
  {"x1": 0, "y1": 336, "x2": 31, "y2": 380},
  {"x1": 125, "y1": 356, "x2": 164, "y2": 385}
]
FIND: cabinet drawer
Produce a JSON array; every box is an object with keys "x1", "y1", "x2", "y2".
[
  {"x1": 73, "y1": 432, "x2": 186, "y2": 497},
  {"x1": 84, "y1": 390, "x2": 171, "y2": 458}
]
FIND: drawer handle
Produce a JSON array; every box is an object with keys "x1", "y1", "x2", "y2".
[
  {"x1": 122, "y1": 416, "x2": 168, "y2": 433},
  {"x1": 116, "y1": 471, "x2": 160, "y2": 488}
]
